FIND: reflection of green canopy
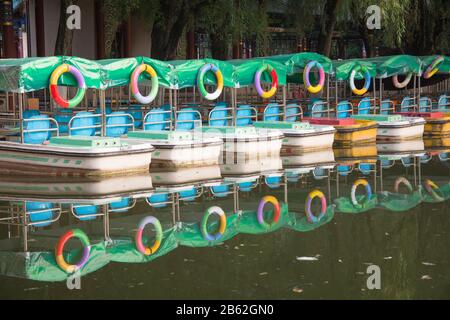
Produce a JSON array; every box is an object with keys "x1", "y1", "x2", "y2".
[
  {"x1": 0, "y1": 241, "x2": 108, "y2": 282},
  {"x1": 0, "y1": 56, "x2": 104, "y2": 93},
  {"x1": 335, "y1": 194, "x2": 379, "y2": 214},
  {"x1": 237, "y1": 203, "x2": 290, "y2": 234}
]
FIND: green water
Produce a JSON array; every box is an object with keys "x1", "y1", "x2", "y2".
[{"x1": 0, "y1": 153, "x2": 448, "y2": 300}]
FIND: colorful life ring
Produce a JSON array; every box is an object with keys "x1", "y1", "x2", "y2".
[
  {"x1": 197, "y1": 64, "x2": 224, "y2": 101},
  {"x1": 50, "y1": 64, "x2": 86, "y2": 108},
  {"x1": 350, "y1": 65, "x2": 371, "y2": 96},
  {"x1": 423, "y1": 179, "x2": 445, "y2": 202},
  {"x1": 254, "y1": 64, "x2": 278, "y2": 99},
  {"x1": 201, "y1": 206, "x2": 227, "y2": 241},
  {"x1": 131, "y1": 64, "x2": 159, "y2": 105},
  {"x1": 392, "y1": 73, "x2": 413, "y2": 89},
  {"x1": 305, "y1": 190, "x2": 327, "y2": 223},
  {"x1": 394, "y1": 177, "x2": 413, "y2": 193},
  {"x1": 423, "y1": 56, "x2": 444, "y2": 79},
  {"x1": 135, "y1": 216, "x2": 163, "y2": 255},
  {"x1": 303, "y1": 61, "x2": 325, "y2": 94},
  {"x1": 351, "y1": 179, "x2": 373, "y2": 206},
  {"x1": 55, "y1": 229, "x2": 90, "y2": 273},
  {"x1": 257, "y1": 196, "x2": 280, "y2": 229}
]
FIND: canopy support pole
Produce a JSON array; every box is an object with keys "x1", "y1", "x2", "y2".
[
  {"x1": 173, "y1": 89, "x2": 178, "y2": 130},
  {"x1": 231, "y1": 87, "x2": 237, "y2": 127},
  {"x1": 282, "y1": 86, "x2": 287, "y2": 121},
  {"x1": 418, "y1": 75, "x2": 421, "y2": 112},
  {"x1": 373, "y1": 77, "x2": 377, "y2": 112},
  {"x1": 19, "y1": 93, "x2": 24, "y2": 143},
  {"x1": 100, "y1": 90, "x2": 106, "y2": 137},
  {"x1": 379, "y1": 78, "x2": 383, "y2": 114}
]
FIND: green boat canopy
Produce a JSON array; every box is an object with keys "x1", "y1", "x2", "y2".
[{"x1": 0, "y1": 54, "x2": 448, "y2": 93}]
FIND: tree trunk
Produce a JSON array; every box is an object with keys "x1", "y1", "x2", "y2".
[
  {"x1": 54, "y1": 0, "x2": 78, "y2": 55},
  {"x1": 317, "y1": 0, "x2": 341, "y2": 57}
]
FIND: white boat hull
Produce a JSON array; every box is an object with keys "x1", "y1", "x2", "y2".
[
  {"x1": 0, "y1": 141, "x2": 154, "y2": 177},
  {"x1": 377, "y1": 118, "x2": 426, "y2": 141},
  {"x1": 282, "y1": 126, "x2": 335, "y2": 150}
]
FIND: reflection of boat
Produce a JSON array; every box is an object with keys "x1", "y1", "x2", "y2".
[
  {"x1": 220, "y1": 155, "x2": 282, "y2": 176},
  {"x1": 281, "y1": 148, "x2": 335, "y2": 170},
  {"x1": 334, "y1": 144, "x2": 378, "y2": 162},
  {"x1": 150, "y1": 166, "x2": 222, "y2": 187},
  {"x1": 377, "y1": 139, "x2": 425, "y2": 157},
  {"x1": 0, "y1": 174, "x2": 153, "y2": 203}
]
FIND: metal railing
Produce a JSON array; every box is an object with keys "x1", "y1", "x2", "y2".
[
  {"x1": 175, "y1": 109, "x2": 203, "y2": 131},
  {"x1": 145, "y1": 193, "x2": 174, "y2": 208},
  {"x1": 418, "y1": 97, "x2": 433, "y2": 112},
  {"x1": 336, "y1": 101, "x2": 354, "y2": 118},
  {"x1": 285, "y1": 104, "x2": 303, "y2": 122},
  {"x1": 106, "y1": 113, "x2": 135, "y2": 132},
  {"x1": 400, "y1": 97, "x2": 418, "y2": 112},
  {"x1": 25, "y1": 206, "x2": 62, "y2": 227},
  {"x1": 68, "y1": 113, "x2": 102, "y2": 136},
  {"x1": 356, "y1": 98, "x2": 376, "y2": 115},
  {"x1": 178, "y1": 187, "x2": 204, "y2": 201},
  {"x1": 236, "y1": 106, "x2": 258, "y2": 125},
  {"x1": 379, "y1": 100, "x2": 395, "y2": 115},
  {"x1": 108, "y1": 198, "x2": 137, "y2": 213},
  {"x1": 263, "y1": 104, "x2": 284, "y2": 121},
  {"x1": 23, "y1": 117, "x2": 60, "y2": 142},
  {"x1": 208, "y1": 107, "x2": 233, "y2": 126},
  {"x1": 311, "y1": 101, "x2": 330, "y2": 118},
  {"x1": 70, "y1": 204, "x2": 104, "y2": 220},
  {"x1": 437, "y1": 95, "x2": 450, "y2": 110}
]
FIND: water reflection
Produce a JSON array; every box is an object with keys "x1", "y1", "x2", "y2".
[{"x1": 0, "y1": 140, "x2": 449, "y2": 299}]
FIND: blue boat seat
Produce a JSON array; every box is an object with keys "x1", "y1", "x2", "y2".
[
  {"x1": 127, "y1": 105, "x2": 144, "y2": 128},
  {"x1": 381, "y1": 159, "x2": 395, "y2": 168},
  {"x1": 401, "y1": 157, "x2": 414, "y2": 168},
  {"x1": 358, "y1": 98, "x2": 371, "y2": 115},
  {"x1": 106, "y1": 111, "x2": 131, "y2": 137},
  {"x1": 211, "y1": 184, "x2": 231, "y2": 198},
  {"x1": 400, "y1": 97, "x2": 415, "y2": 112},
  {"x1": 26, "y1": 202, "x2": 54, "y2": 227},
  {"x1": 313, "y1": 167, "x2": 327, "y2": 180},
  {"x1": 148, "y1": 193, "x2": 169, "y2": 208},
  {"x1": 380, "y1": 100, "x2": 392, "y2": 115},
  {"x1": 263, "y1": 103, "x2": 281, "y2": 122},
  {"x1": 179, "y1": 188, "x2": 197, "y2": 201},
  {"x1": 438, "y1": 95, "x2": 449, "y2": 110},
  {"x1": 109, "y1": 197, "x2": 131, "y2": 213},
  {"x1": 359, "y1": 163, "x2": 374, "y2": 175},
  {"x1": 176, "y1": 108, "x2": 200, "y2": 131},
  {"x1": 238, "y1": 181, "x2": 256, "y2": 192},
  {"x1": 286, "y1": 172, "x2": 300, "y2": 182},
  {"x1": 73, "y1": 205, "x2": 98, "y2": 221},
  {"x1": 336, "y1": 101, "x2": 352, "y2": 119},
  {"x1": 419, "y1": 97, "x2": 432, "y2": 112},
  {"x1": 265, "y1": 176, "x2": 282, "y2": 189},
  {"x1": 70, "y1": 111, "x2": 97, "y2": 136},
  {"x1": 439, "y1": 152, "x2": 449, "y2": 162},
  {"x1": 144, "y1": 108, "x2": 167, "y2": 131},
  {"x1": 308, "y1": 98, "x2": 323, "y2": 118},
  {"x1": 286, "y1": 104, "x2": 301, "y2": 122},
  {"x1": 420, "y1": 154, "x2": 432, "y2": 164},
  {"x1": 54, "y1": 109, "x2": 73, "y2": 134},
  {"x1": 337, "y1": 165, "x2": 352, "y2": 176},
  {"x1": 24, "y1": 115, "x2": 51, "y2": 144},
  {"x1": 209, "y1": 106, "x2": 229, "y2": 127},
  {"x1": 236, "y1": 105, "x2": 254, "y2": 126}
]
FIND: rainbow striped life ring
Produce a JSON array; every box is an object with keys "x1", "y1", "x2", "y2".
[
  {"x1": 257, "y1": 196, "x2": 280, "y2": 229},
  {"x1": 351, "y1": 179, "x2": 373, "y2": 206},
  {"x1": 135, "y1": 216, "x2": 163, "y2": 255},
  {"x1": 55, "y1": 229, "x2": 90, "y2": 273},
  {"x1": 254, "y1": 64, "x2": 278, "y2": 99},
  {"x1": 50, "y1": 64, "x2": 86, "y2": 108},
  {"x1": 201, "y1": 206, "x2": 227, "y2": 241},
  {"x1": 131, "y1": 64, "x2": 159, "y2": 105},
  {"x1": 350, "y1": 65, "x2": 371, "y2": 96},
  {"x1": 304, "y1": 61, "x2": 325, "y2": 94},
  {"x1": 305, "y1": 190, "x2": 327, "y2": 223},
  {"x1": 197, "y1": 64, "x2": 224, "y2": 101}
]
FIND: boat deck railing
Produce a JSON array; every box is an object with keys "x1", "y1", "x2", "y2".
[
  {"x1": 311, "y1": 101, "x2": 331, "y2": 118},
  {"x1": 106, "y1": 113, "x2": 136, "y2": 132},
  {"x1": 379, "y1": 100, "x2": 396, "y2": 114},
  {"x1": 285, "y1": 104, "x2": 303, "y2": 122},
  {"x1": 175, "y1": 109, "x2": 203, "y2": 130},
  {"x1": 208, "y1": 106, "x2": 233, "y2": 126},
  {"x1": 143, "y1": 109, "x2": 172, "y2": 130},
  {"x1": 68, "y1": 113, "x2": 102, "y2": 135},
  {"x1": 400, "y1": 97, "x2": 418, "y2": 112}
]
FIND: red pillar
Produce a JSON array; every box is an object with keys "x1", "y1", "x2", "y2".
[
  {"x1": 2, "y1": 1, "x2": 16, "y2": 58},
  {"x1": 35, "y1": 0, "x2": 45, "y2": 56}
]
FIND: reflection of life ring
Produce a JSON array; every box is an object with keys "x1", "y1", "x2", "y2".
[
  {"x1": 394, "y1": 177, "x2": 413, "y2": 193},
  {"x1": 197, "y1": 64, "x2": 224, "y2": 101},
  {"x1": 131, "y1": 64, "x2": 159, "y2": 104},
  {"x1": 257, "y1": 196, "x2": 280, "y2": 229},
  {"x1": 201, "y1": 206, "x2": 227, "y2": 241},
  {"x1": 423, "y1": 56, "x2": 444, "y2": 79},
  {"x1": 423, "y1": 179, "x2": 445, "y2": 202},
  {"x1": 392, "y1": 73, "x2": 413, "y2": 89},
  {"x1": 254, "y1": 64, "x2": 278, "y2": 99},
  {"x1": 350, "y1": 65, "x2": 371, "y2": 96},
  {"x1": 304, "y1": 61, "x2": 325, "y2": 94},
  {"x1": 351, "y1": 179, "x2": 373, "y2": 206},
  {"x1": 55, "y1": 229, "x2": 91, "y2": 273},
  {"x1": 135, "y1": 216, "x2": 163, "y2": 255},
  {"x1": 50, "y1": 64, "x2": 86, "y2": 108},
  {"x1": 305, "y1": 190, "x2": 327, "y2": 223}
]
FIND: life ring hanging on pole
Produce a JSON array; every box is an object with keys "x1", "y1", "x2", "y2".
[
  {"x1": 50, "y1": 64, "x2": 86, "y2": 108},
  {"x1": 254, "y1": 64, "x2": 278, "y2": 99},
  {"x1": 303, "y1": 61, "x2": 325, "y2": 94},
  {"x1": 392, "y1": 73, "x2": 413, "y2": 89},
  {"x1": 197, "y1": 63, "x2": 224, "y2": 101},
  {"x1": 131, "y1": 64, "x2": 159, "y2": 104},
  {"x1": 423, "y1": 56, "x2": 444, "y2": 79},
  {"x1": 349, "y1": 65, "x2": 371, "y2": 96}
]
